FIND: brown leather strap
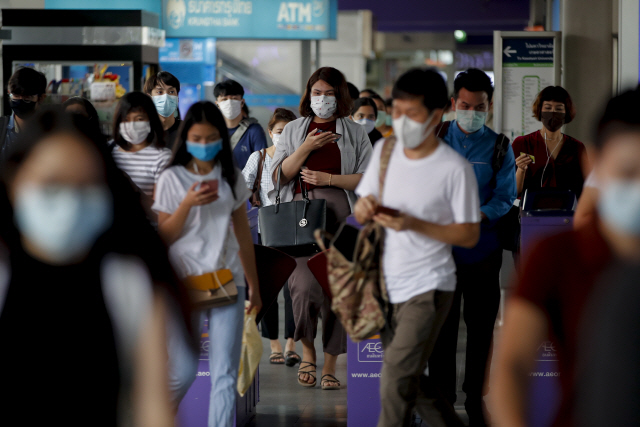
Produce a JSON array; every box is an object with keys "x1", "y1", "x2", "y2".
[
  {"x1": 252, "y1": 149, "x2": 267, "y2": 196},
  {"x1": 378, "y1": 136, "x2": 397, "y2": 205}
]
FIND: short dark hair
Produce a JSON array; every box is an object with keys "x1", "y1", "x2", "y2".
[
  {"x1": 112, "y1": 92, "x2": 166, "y2": 150},
  {"x1": 595, "y1": 88, "x2": 640, "y2": 151},
  {"x1": 268, "y1": 108, "x2": 297, "y2": 131},
  {"x1": 143, "y1": 71, "x2": 181, "y2": 95},
  {"x1": 213, "y1": 79, "x2": 244, "y2": 99},
  {"x1": 347, "y1": 82, "x2": 360, "y2": 102},
  {"x1": 360, "y1": 88, "x2": 379, "y2": 98},
  {"x1": 299, "y1": 67, "x2": 352, "y2": 118},
  {"x1": 532, "y1": 86, "x2": 576, "y2": 124},
  {"x1": 351, "y1": 97, "x2": 378, "y2": 118},
  {"x1": 392, "y1": 68, "x2": 450, "y2": 112},
  {"x1": 454, "y1": 68, "x2": 494, "y2": 101},
  {"x1": 8, "y1": 67, "x2": 47, "y2": 97}
]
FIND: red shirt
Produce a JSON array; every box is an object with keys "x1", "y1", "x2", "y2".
[
  {"x1": 295, "y1": 120, "x2": 341, "y2": 193},
  {"x1": 513, "y1": 221, "x2": 612, "y2": 427},
  {"x1": 512, "y1": 131, "x2": 587, "y2": 198}
]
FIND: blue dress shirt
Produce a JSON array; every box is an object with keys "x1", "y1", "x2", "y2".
[{"x1": 442, "y1": 120, "x2": 517, "y2": 263}]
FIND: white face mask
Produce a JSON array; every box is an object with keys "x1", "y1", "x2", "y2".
[
  {"x1": 119, "y1": 121, "x2": 151, "y2": 145},
  {"x1": 311, "y1": 95, "x2": 337, "y2": 119},
  {"x1": 218, "y1": 99, "x2": 243, "y2": 120},
  {"x1": 456, "y1": 110, "x2": 487, "y2": 133},
  {"x1": 14, "y1": 184, "x2": 113, "y2": 264},
  {"x1": 355, "y1": 118, "x2": 376, "y2": 134},
  {"x1": 392, "y1": 112, "x2": 439, "y2": 149},
  {"x1": 271, "y1": 133, "x2": 282, "y2": 147}
]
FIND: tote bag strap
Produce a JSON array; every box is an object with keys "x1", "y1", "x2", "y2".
[{"x1": 378, "y1": 136, "x2": 397, "y2": 205}]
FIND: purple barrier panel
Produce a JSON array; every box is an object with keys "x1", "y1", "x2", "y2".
[
  {"x1": 527, "y1": 342, "x2": 561, "y2": 427},
  {"x1": 347, "y1": 334, "x2": 383, "y2": 427},
  {"x1": 176, "y1": 319, "x2": 259, "y2": 427},
  {"x1": 520, "y1": 216, "x2": 573, "y2": 258},
  {"x1": 520, "y1": 214, "x2": 572, "y2": 427}
]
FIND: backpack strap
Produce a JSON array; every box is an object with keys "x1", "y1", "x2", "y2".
[
  {"x1": 378, "y1": 136, "x2": 397, "y2": 204},
  {"x1": 435, "y1": 120, "x2": 451, "y2": 140},
  {"x1": 230, "y1": 118, "x2": 259, "y2": 152},
  {"x1": 490, "y1": 133, "x2": 510, "y2": 188}
]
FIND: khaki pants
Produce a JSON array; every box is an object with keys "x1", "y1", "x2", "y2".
[{"x1": 378, "y1": 290, "x2": 464, "y2": 427}]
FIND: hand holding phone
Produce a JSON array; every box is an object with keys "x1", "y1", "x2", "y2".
[
  {"x1": 199, "y1": 179, "x2": 219, "y2": 193},
  {"x1": 375, "y1": 205, "x2": 401, "y2": 217}
]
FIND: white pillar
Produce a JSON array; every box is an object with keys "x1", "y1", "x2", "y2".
[{"x1": 561, "y1": 0, "x2": 614, "y2": 144}]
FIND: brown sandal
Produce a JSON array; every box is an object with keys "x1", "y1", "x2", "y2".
[
  {"x1": 269, "y1": 352, "x2": 285, "y2": 365},
  {"x1": 297, "y1": 361, "x2": 317, "y2": 387},
  {"x1": 321, "y1": 374, "x2": 341, "y2": 390}
]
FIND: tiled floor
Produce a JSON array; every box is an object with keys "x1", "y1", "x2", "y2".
[
  {"x1": 248, "y1": 319, "x2": 348, "y2": 427},
  {"x1": 249, "y1": 252, "x2": 516, "y2": 427}
]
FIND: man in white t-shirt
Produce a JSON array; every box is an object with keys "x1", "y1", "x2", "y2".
[{"x1": 355, "y1": 68, "x2": 481, "y2": 427}]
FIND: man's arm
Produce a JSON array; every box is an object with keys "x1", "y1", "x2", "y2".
[{"x1": 483, "y1": 146, "x2": 517, "y2": 221}]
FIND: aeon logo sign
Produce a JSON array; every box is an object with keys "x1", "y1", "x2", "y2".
[
  {"x1": 358, "y1": 340, "x2": 383, "y2": 362},
  {"x1": 167, "y1": 0, "x2": 187, "y2": 29}
]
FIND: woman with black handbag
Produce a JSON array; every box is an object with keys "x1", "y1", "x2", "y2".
[
  {"x1": 242, "y1": 108, "x2": 300, "y2": 367},
  {"x1": 268, "y1": 67, "x2": 373, "y2": 390},
  {"x1": 153, "y1": 101, "x2": 262, "y2": 427}
]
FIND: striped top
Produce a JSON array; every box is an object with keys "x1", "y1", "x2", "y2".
[
  {"x1": 242, "y1": 149, "x2": 274, "y2": 207},
  {"x1": 111, "y1": 144, "x2": 172, "y2": 196}
]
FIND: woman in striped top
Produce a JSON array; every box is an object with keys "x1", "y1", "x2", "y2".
[
  {"x1": 242, "y1": 108, "x2": 300, "y2": 367},
  {"x1": 111, "y1": 92, "x2": 172, "y2": 218}
]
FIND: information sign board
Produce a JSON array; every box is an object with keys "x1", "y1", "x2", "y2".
[{"x1": 494, "y1": 32, "x2": 562, "y2": 140}]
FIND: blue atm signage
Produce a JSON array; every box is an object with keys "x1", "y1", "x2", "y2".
[
  {"x1": 502, "y1": 38, "x2": 554, "y2": 66},
  {"x1": 164, "y1": 0, "x2": 337, "y2": 39}
]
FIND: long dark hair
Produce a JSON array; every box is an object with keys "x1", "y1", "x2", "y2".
[
  {"x1": 112, "y1": 92, "x2": 166, "y2": 151},
  {"x1": 171, "y1": 101, "x2": 237, "y2": 198},
  {"x1": 0, "y1": 107, "x2": 194, "y2": 341}
]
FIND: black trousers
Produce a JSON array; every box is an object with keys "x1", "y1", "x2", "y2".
[
  {"x1": 429, "y1": 249, "x2": 503, "y2": 424},
  {"x1": 260, "y1": 281, "x2": 296, "y2": 341}
]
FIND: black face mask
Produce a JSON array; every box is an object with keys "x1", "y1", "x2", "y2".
[
  {"x1": 10, "y1": 99, "x2": 37, "y2": 120},
  {"x1": 541, "y1": 111, "x2": 565, "y2": 132}
]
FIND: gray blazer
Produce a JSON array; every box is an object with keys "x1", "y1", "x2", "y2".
[{"x1": 268, "y1": 116, "x2": 373, "y2": 212}]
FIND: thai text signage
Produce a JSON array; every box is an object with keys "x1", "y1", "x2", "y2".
[{"x1": 164, "y1": 0, "x2": 337, "y2": 39}]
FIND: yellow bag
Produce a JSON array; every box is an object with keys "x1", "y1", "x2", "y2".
[{"x1": 237, "y1": 302, "x2": 263, "y2": 396}]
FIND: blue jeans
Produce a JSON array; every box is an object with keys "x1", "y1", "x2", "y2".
[{"x1": 168, "y1": 286, "x2": 246, "y2": 427}]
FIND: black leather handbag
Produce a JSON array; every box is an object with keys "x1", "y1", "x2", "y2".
[{"x1": 258, "y1": 166, "x2": 327, "y2": 257}]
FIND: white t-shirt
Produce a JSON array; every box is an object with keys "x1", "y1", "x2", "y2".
[
  {"x1": 112, "y1": 144, "x2": 172, "y2": 196},
  {"x1": 356, "y1": 140, "x2": 481, "y2": 304},
  {"x1": 152, "y1": 164, "x2": 251, "y2": 280}
]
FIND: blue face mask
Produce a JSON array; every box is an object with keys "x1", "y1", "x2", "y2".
[
  {"x1": 187, "y1": 139, "x2": 223, "y2": 162},
  {"x1": 152, "y1": 94, "x2": 179, "y2": 118},
  {"x1": 598, "y1": 180, "x2": 640, "y2": 236},
  {"x1": 456, "y1": 110, "x2": 487, "y2": 133},
  {"x1": 14, "y1": 184, "x2": 113, "y2": 264}
]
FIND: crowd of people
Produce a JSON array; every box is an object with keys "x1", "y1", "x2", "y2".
[{"x1": 0, "y1": 62, "x2": 637, "y2": 427}]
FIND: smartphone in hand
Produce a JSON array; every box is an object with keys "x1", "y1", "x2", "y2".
[
  {"x1": 333, "y1": 133, "x2": 342, "y2": 142},
  {"x1": 199, "y1": 179, "x2": 219, "y2": 193},
  {"x1": 375, "y1": 205, "x2": 401, "y2": 217}
]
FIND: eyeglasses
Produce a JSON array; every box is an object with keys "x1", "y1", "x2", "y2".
[{"x1": 10, "y1": 93, "x2": 39, "y2": 103}]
